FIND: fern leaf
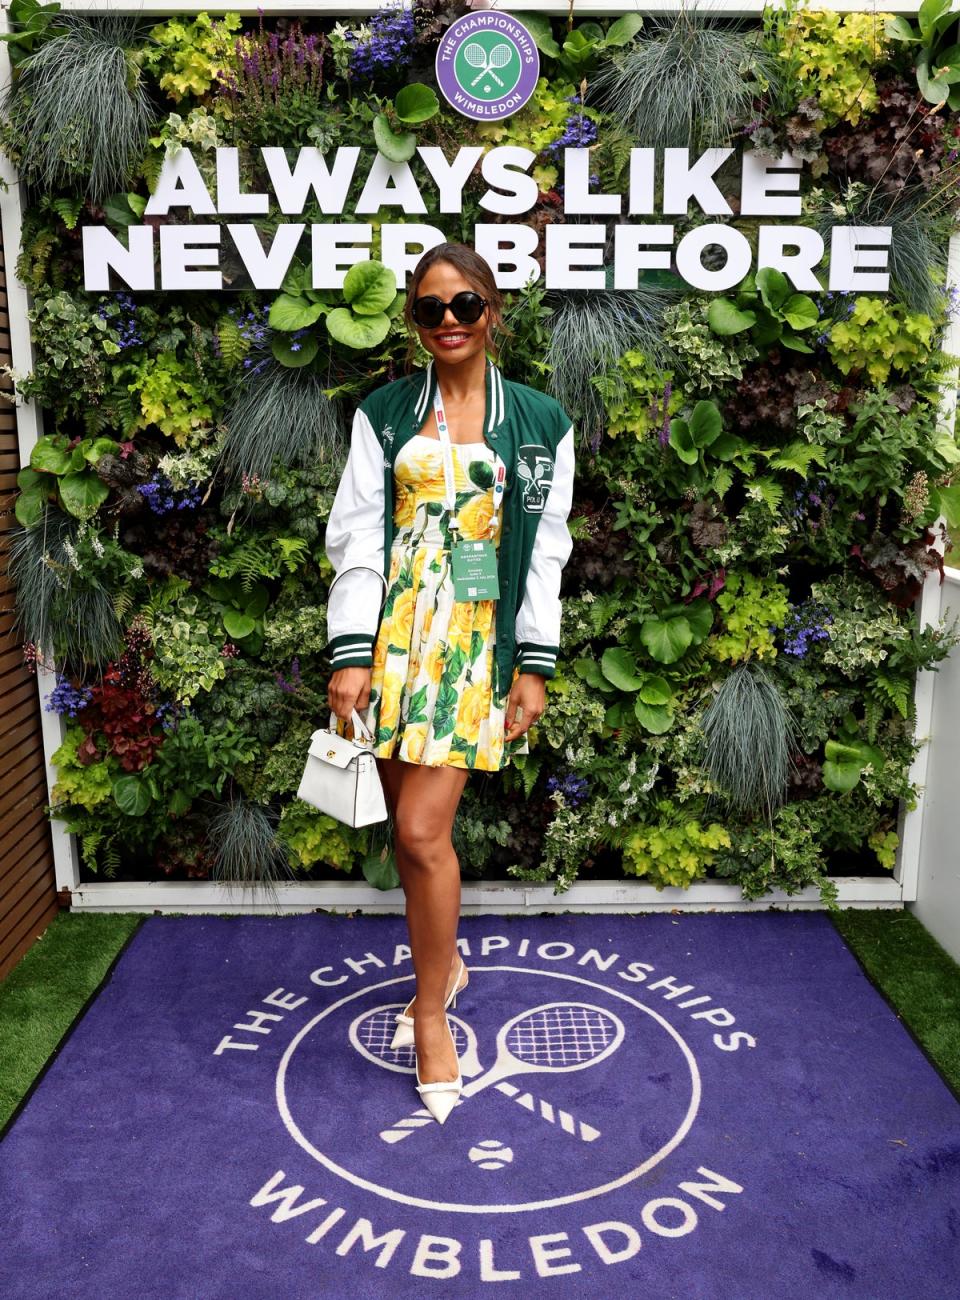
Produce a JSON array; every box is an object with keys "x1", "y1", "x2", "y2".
[
  {"x1": 747, "y1": 476, "x2": 783, "y2": 513},
  {"x1": 51, "y1": 196, "x2": 84, "y2": 231}
]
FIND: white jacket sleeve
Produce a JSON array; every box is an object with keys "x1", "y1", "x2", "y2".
[
  {"x1": 324, "y1": 405, "x2": 386, "y2": 669},
  {"x1": 513, "y1": 422, "x2": 575, "y2": 678}
]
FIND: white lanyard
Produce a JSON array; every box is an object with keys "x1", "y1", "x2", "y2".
[{"x1": 433, "y1": 383, "x2": 505, "y2": 541}]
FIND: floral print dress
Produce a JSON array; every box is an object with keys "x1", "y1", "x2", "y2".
[{"x1": 336, "y1": 434, "x2": 529, "y2": 770}]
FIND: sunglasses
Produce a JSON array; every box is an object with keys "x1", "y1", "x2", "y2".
[{"x1": 411, "y1": 291, "x2": 489, "y2": 329}]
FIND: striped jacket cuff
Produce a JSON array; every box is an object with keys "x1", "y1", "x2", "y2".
[
  {"x1": 515, "y1": 642, "x2": 560, "y2": 678},
  {"x1": 327, "y1": 632, "x2": 375, "y2": 669}
]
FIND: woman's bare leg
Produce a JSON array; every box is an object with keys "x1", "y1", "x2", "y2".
[{"x1": 376, "y1": 754, "x2": 468, "y2": 1083}]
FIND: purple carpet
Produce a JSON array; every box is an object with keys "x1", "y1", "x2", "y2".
[{"x1": 1, "y1": 912, "x2": 958, "y2": 1298}]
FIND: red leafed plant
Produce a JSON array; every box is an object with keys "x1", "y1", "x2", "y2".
[{"x1": 76, "y1": 621, "x2": 167, "y2": 772}]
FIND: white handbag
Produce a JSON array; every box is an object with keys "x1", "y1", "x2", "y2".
[
  {"x1": 297, "y1": 707, "x2": 388, "y2": 826},
  {"x1": 297, "y1": 564, "x2": 390, "y2": 826}
]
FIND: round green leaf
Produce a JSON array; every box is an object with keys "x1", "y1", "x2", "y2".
[
  {"x1": 59, "y1": 472, "x2": 109, "y2": 518},
  {"x1": 268, "y1": 293, "x2": 326, "y2": 331},
  {"x1": 30, "y1": 438, "x2": 71, "y2": 475},
  {"x1": 640, "y1": 616, "x2": 693, "y2": 664},
  {"x1": 271, "y1": 332, "x2": 318, "y2": 368},
  {"x1": 781, "y1": 294, "x2": 819, "y2": 330},
  {"x1": 363, "y1": 846, "x2": 401, "y2": 891},
  {"x1": 325, "y1": 307, "x2": 391, "y2": 349},
  {"x1": 394, "y1": 83, "x2": 439, "y2": 124},
  {"x1": 113, "y1": 774, "x2": 152, "y2": 816},
  {"x1": 689, "y1": 400, "x2": 722, "y2": 446},
  {"x1": 15, "y1": 485, "x2": 46, "y2": 528},
  {"x1": 756, "y1": 266, "x2": 790, "y2": 311},
  {"x1": 223, "y1": 610, "x2": 256, "y2": 639},
  {"x1": 669, "y1": 419, "x2": 700, "y2": 465},
  {"x1": 373, "y1": 113, "x2": 416, "y2": 163},
  {"x1": 634, "y1": 699, "x2": 674, "y2": 733},
  {"x1": 707, "y1": 298, "x2": 756, "y2": 335},
  {"x1": 342, "y1": 259, "x2": 398, "y2": 316},
  {"x1": 639, "y1": 674, "x2": 672, "y2": 705},
  {"x1": 822, "y1": 760, "x2": 861, "y2": 793},
  {"x1": 601, "y1": 646, "x2": 644, "y2": 691}
]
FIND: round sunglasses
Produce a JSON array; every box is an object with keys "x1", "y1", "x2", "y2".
[{"x1": 411, "y1": 291, "x2": 489, "y2": 329}]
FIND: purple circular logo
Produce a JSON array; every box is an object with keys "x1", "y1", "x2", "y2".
[{"x1": 435, "y1": 12, "x2": 540, "y2": 121}]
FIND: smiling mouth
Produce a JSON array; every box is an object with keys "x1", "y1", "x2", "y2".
[{"x1": 435, "y1": 333, "x2": 470, "y2": 344}]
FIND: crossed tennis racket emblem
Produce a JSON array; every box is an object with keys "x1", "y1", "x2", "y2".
[
  {"x1": 349, "y1": 1000, "x2": 625, "y2": 1145},
  {"x1": 464, "y1": 41, "x2": 512, "y2": 89}
]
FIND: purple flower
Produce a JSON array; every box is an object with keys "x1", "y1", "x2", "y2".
[
  {"x1": 546, "y1": 771, "x2": 590, "y2": 807},
  {"x1": 45, "y1": 673, "x2": 94, "y2": 717}
]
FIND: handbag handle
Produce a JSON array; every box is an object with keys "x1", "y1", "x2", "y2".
[
  {"x1": 328, "y1": 706, "x2": 375, "y2": 744},
  {"x1": 328, "y1": 563, "x2": 389, "y2": 607}
]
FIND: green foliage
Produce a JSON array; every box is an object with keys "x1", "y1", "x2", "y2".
[
  {"x1": 269, "y1": 258, "x2": 403, "y2": 362},
  {"x1": 693, "y1": 662, "x2": 798, "y2": 813},
  {"x1": 660, "y1": 298, "x2": 760, "y2": 397},
  {"x1": 827, "y1": 298, "x2": 936, "y2": 384},
  {"x1": 0, "y1": 13, "x2": 155, "y2": 206},
  {"x1": 710, "y1": 573, "x2": 791, "y2": 663},
  {"x1": 126, "y1": 351, "x2": 215, "y2": 444},
  {"x1": 10, "y1": 291, "x2": 121, "y2": 416},
  {"x1": 50, "y1": 725, "x2": 116, "y2": 812},
  {"x1": 886, "y1": 0, "x2": 960, "y2": 110},
  {"x1": 707, "y1": 267, "x2": 821, "y2": 355},
  {"x1": 277, "y1": 799, "x2": 365, "y2": 872},
  {"x1": 711, "y1": 802, "x2": 839, "y2": 906},
  {"x1": 779, "y1": 9, "x2": 891, "y2": 127},
  {"x1": 620, "y1": 799, "x2": 732, "y2": 889},
  {"x1": 139, "y1": 579, "x2": 230, "y2": 703},
  {"x1": 822, "y1": 712, "x2": 887, "y2": 793},
  {"x1": 133, "y1": 10, "x2": 242, "y2": 102},
  {"x1": 0, "y1": 0, "x2": 68, "y2": 68},
  {"x1": 588, "y1": 11, "x2": 780, "y2": 151},
  {"x1": 597, "y1": 350, "x2": 680, "y2": 439}
]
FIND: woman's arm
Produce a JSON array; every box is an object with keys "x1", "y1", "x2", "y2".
[
  {"x1": 513, "y1": 420, "x2": 576, "y2": 679},
  {"x1": 324, "y1": 404, "x2": 386, "y2": 669}
]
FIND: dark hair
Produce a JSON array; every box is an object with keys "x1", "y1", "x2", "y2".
[{"x1": 402, "y1": 241, "x2": 513, "y2": 373}]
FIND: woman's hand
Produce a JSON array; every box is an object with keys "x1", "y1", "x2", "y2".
[
  {"x1": 328, "y1": 666, "x2": 372, "y2": 721},
  {"x1": 504, "y1": 672, "x2": 546, "y2": 742}
]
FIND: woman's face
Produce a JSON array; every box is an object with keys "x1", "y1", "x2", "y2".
[{"x1": 412, "y1": 261, "x2": 491, "y2": 365}]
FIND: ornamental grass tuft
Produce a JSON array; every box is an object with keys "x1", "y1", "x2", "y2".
[
  {"x1": 588, "y1": 7, "x2": 781, "y2": 152},
  {"x1": 0, "y1": 14, "x2": 155, "y2": 206},
  {"x1": 216, "y1": 358, "x2": 347, "y2": 489},
  {"x1": 535, "y1": 284, "x2": 681, "y2": 445},
  {"x1": 204, "y1": 793, "x2": 296, "y2": 898},
  {"x1": 7, "y1": 508, "x2": 126, "y2": 676},
  {"x1": 693, "y1": 661, "x2": 800, "y2": 818}
]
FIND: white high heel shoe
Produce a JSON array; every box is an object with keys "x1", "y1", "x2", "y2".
[
  {"x1": 390, "y1": 957, "x2": 468, "y2": 1051},
  {"x1": 414, "y1": 1011, "x2": 462, "y2": 1125}
]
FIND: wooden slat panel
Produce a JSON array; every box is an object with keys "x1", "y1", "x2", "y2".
[
  {"x1": 0, "y1": 896, "x2": 59, "y2": 982},
  {"x1": 0, "y1": 214, "x2": 58, "y2": 972}
]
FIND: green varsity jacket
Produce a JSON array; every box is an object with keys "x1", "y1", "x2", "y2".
[{"x1": 324, "y1": 357, "x2": 576, "y2": 698}]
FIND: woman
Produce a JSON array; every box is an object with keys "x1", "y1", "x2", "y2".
[{"x1": 325, "y1": 242, "x2": 575, "y2": 1124}]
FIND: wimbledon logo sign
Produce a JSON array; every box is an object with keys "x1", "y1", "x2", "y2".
[
  {"x1": 435, "y1": 11, "x2": 540, "y2": 121},
  {"x1": 213, "y1": 929, "x2": 757, "y2": 1286}
]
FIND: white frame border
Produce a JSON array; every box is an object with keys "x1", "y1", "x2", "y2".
[{"x1": 0, "y1": 0, "x2": 955, "y2": 913}]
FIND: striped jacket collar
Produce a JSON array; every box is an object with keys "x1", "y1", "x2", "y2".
[{"x1": 410, "y1": 356, "x2": 511, "y2": 436}]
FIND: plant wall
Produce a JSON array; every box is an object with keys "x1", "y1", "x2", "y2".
[{"x1": 2, "y1": 0, "x2": 960, "y2": 905}]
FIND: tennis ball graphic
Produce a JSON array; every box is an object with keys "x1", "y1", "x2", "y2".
[{"x1": 468, "y1": 1139, "x2": 514, "y2": 1170}]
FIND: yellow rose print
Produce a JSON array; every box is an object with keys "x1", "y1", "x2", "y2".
[
  {"x1": 379, "y1": 670, "x2": 404, "y2": 727},
  {"x1": 457, "y1": 680, "x2": 489, "y2": 744},
  {"x1": 394, "y1": 485, "x2": 416, "y2": 528},
  {"x1": 458, "y1": 494, "x2": 494, "y2": 540},
  {"x1": 391, "y1": 585, "x2": 415, "y2": 647},
  {"x1": 403, "y1": 723, "x2": 428, "y2": 763},
  {"x1": 335, "y1": 435, "x2": 526, "y2": 771}
]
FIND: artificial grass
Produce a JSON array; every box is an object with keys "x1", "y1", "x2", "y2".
[
  {"x1": 0, "y1": 912, "x2": 144, "y2": 1131},
  {"x1": 0, "y1": 907, "x2": 958, "y2": 1133},
  {"x1": 831, "y1": 907, "x2": 960, "y2": 1095}
]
